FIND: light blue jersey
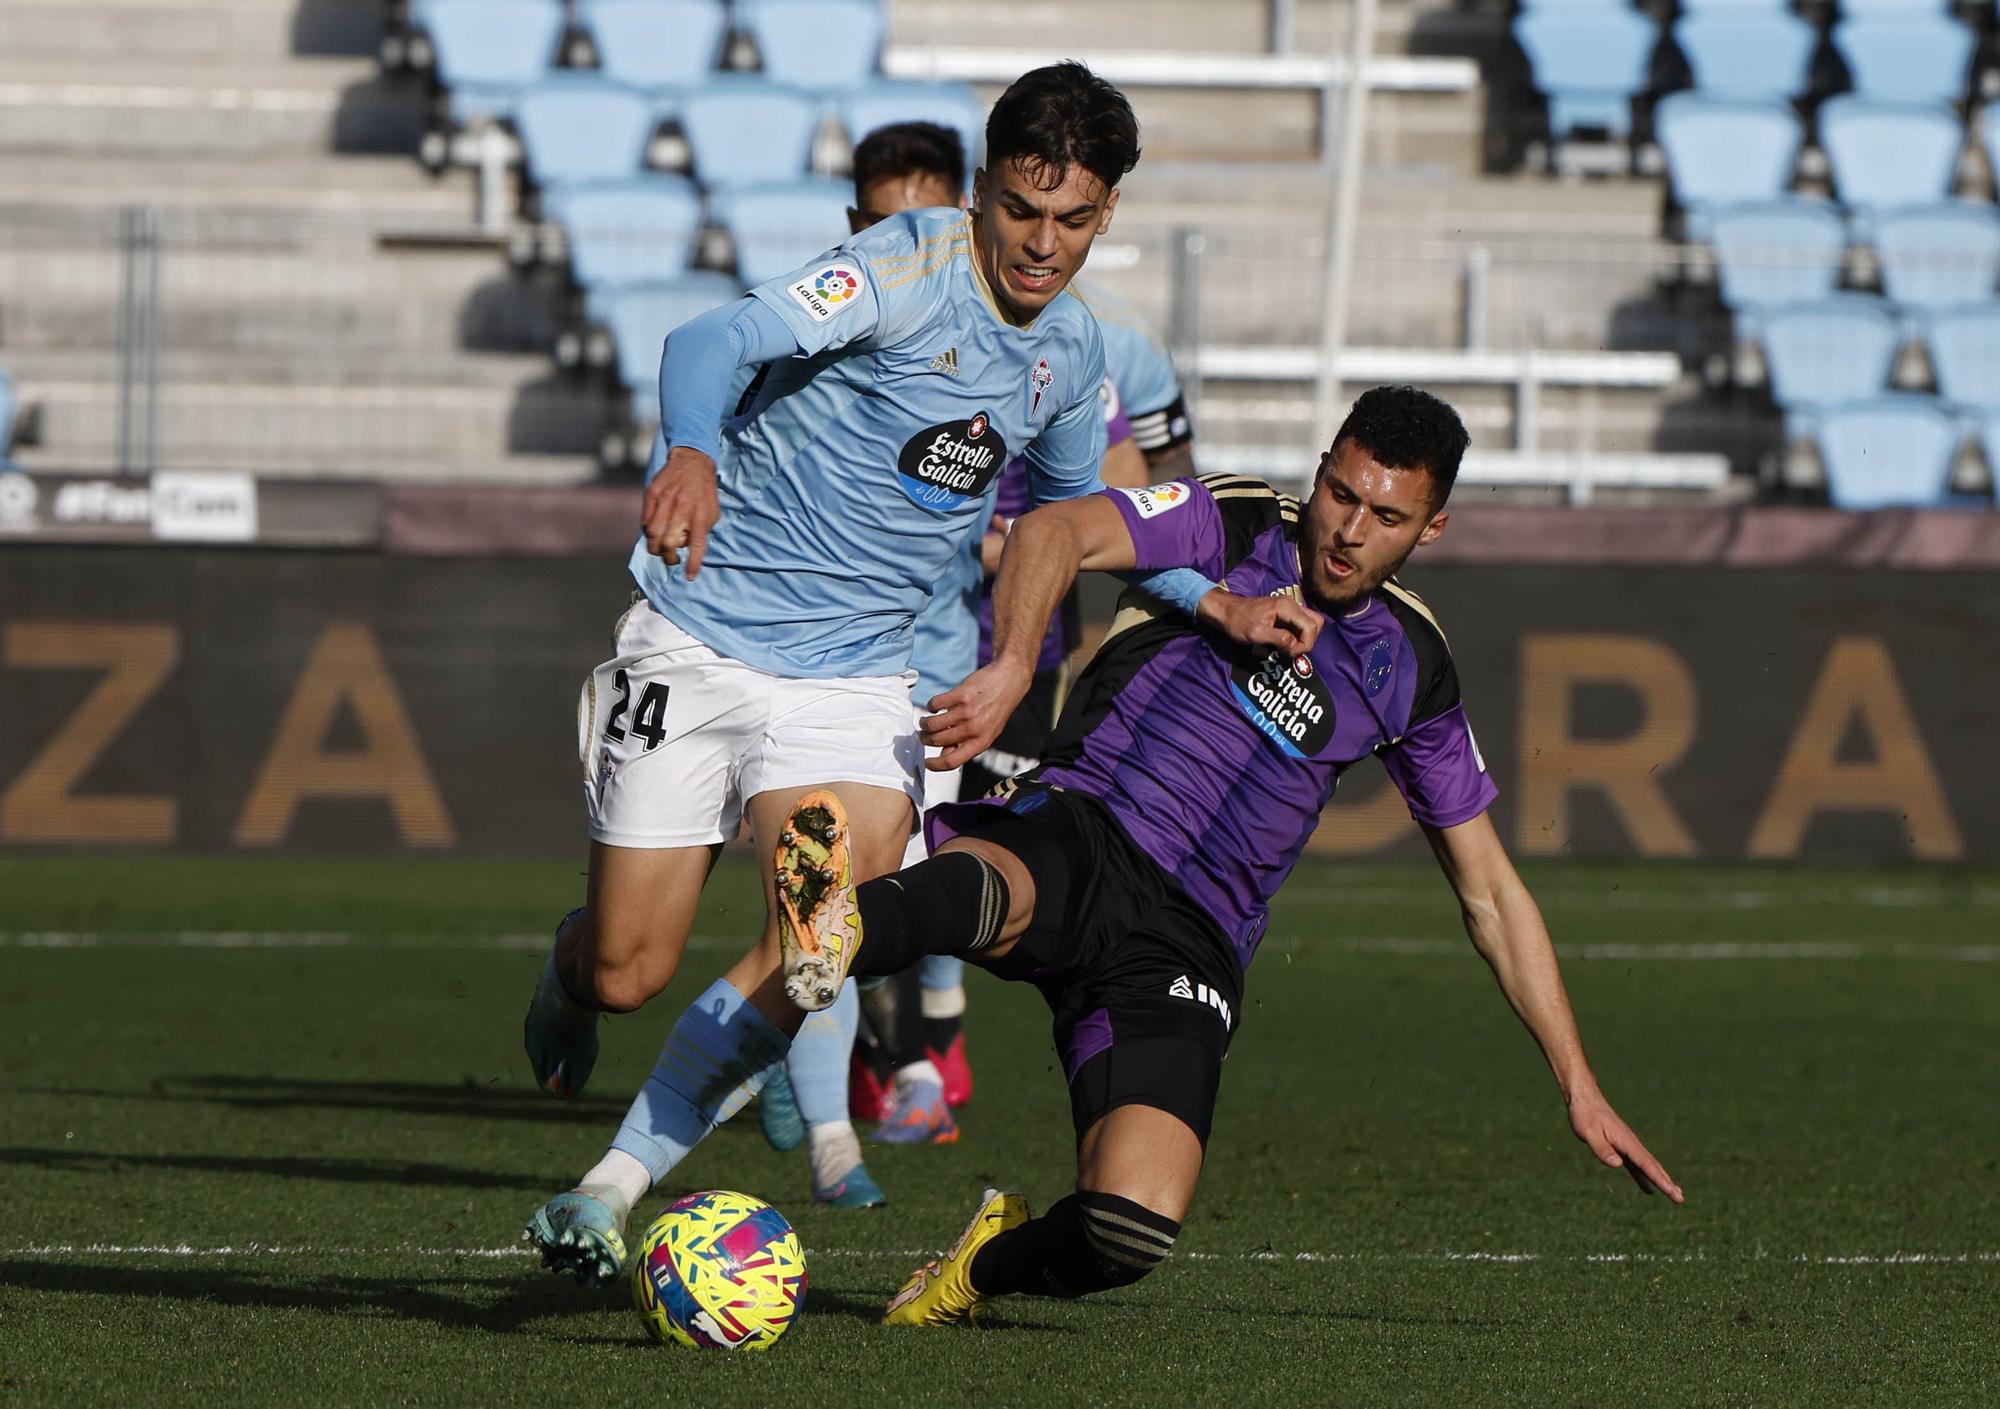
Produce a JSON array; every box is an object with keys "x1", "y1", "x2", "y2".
[
  {"x1": 1072, "y1": 281, "x2": 1181, "y2": 419},
  {"x1": 631, "y1": 208, "x2": 1108, "y2": 680},
  {"x1": 910, "y1": 515, "x2": 984, "y2": 703}
]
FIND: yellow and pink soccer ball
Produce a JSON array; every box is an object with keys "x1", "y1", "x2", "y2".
[{"x1": 629, "y1": 1190, "x2": 806, "y2": 1350}]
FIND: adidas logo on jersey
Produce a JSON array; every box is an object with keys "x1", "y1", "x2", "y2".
[
  {"x1": 1167, "y1": 975, "x2": 1232, "y2": 1029},
  {"x1": 928, "y1": 347, "x2": 961, "y2": 377}
]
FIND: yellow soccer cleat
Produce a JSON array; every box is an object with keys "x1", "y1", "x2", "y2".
[
  {"x1": 882, "y1": 1188, "x2": 1031, "y2": 1327},
  {"x1": 774, "y1": 790, "x2": 863, "y2": 1012}
]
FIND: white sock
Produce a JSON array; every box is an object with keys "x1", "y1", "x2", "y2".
[
  {"x1": 807, "y1": 1121, "x2": 862, "y2": 1191},
  {"x1": 919, "y1": 984, "x2": 966, "y2": 1020},
  {"x1": 894, "y1": 1058, "x2": 943, "y2": 1090},
  {"x1": 576, "y1": 1147, "x2": 651, "y2": 1225}
]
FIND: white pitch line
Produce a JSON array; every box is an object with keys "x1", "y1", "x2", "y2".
[
  {"x1": 4, "y1": 932, "x2": 1998, "y2": 963},
  {"x1": 1284, "y1": 883, "x2": 2000, "y2": 910},
  {"x1": 6, "y1": 1243, "x2": 1996, "y2": 1268}
]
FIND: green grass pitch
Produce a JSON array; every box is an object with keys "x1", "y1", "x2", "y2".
[{"x1": 2, "y1": 854, "x2": 1997, "y2": 1406}]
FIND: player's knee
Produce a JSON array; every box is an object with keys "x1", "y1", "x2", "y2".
[
  {"x1": 1074, "y1": 1190, "x2": 1179, "y2": 1288},
  {"x1": 589, "y1": 946, "x2": 679, "y2": 1013}
]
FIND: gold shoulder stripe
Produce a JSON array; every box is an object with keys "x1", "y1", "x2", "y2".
[
  {"x1": 1381, "y1": 577, "x2": 1448, "y2": 644},
  {"x1": 867, "y1": 217, "x2": 970, "y2": 266},
  {"x1": 1277, "y1": 494, "x2": 1300, "y2": 521},
  {"x1": 1099, "y1": 591, "x2": 1176, "y2": 652},
  {"x1": 878, "y1": 239, "x2": 970, "y2": 292},
  {"x1": 1209, "y1": 485, "x2": 1280, "y2": 502},
  {"x1": 1196, "y1": 471, "x2": 1261, "y2": 490}
]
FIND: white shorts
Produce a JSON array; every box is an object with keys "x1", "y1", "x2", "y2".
[
  {"x1": 579, "y1": 597, "x2": 924, "y2": 849},
  {"x1": 900, "y1": 750, "x2": 963, "y2": 868}
]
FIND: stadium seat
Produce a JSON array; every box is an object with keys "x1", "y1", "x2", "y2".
[
  {"x1": 1677, "y1": 0, "x2": 1792, "y2": 10},
  {"x1": 1672, "y1": 12, "x2": 1818, "y2": 102},
  {"x1": 577, "y1": 0, "x2": 729, "y2": 93},
  {"x1": 1815, "y1": 394, "x2": 1962, "y2": 508},
  {"x1": 1832, "y1": 16, "x2": 1976, "y2": 104},
  {"x1": 1513, "y1": 7, "x2": 1659, "y2": 142},
  {"x1": 1875, "y1": 204, "x2": 2000, "y2": 312},
  {"x1": 714, "y1": 178, "x2": 854, "y2": 285},
  {"x1": 1654, "y1": 95, "x2": 1803, "y2": 238},
  {"x1": 738, "y1": 0, "x2": 888, "y2": 96},
  {"x1": 1760, "y1": 295, "x2": 1903, "y2": 429},
  {"x1": 840, "y1": 80, "x2": 985, "y2": 169},
  {"x1": 604, "y1": 273, "x2": 746, "y2": 418},
  {"x1": 1710, "y1": 200, "x2": 1848, "y2": 317},
  {"x1": 1924, "y1": 300, "x2": 2000, "y2": 408},
  {"x1": 556, "y1": 177, "x2": 705, "y2": 291},
  {"x1": 0, "y1": 368, "x2": 16, "y2": 465},
  {"x1": 1819, "y1": 98, "x2": 1963, "y2": 229},
  {"x1": 680, "y1": 79, "x2": 823, "y2": 191},
  {"x1": 514, "y1": 77, "x2": 658, "y2": 196},
  {"x1": 419, "y1": 0, "x2": 566, "y2": 124}
]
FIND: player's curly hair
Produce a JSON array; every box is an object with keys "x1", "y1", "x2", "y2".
[
  {"x1": 985, "y1": 61, "x2": 1141, "y2": 192},
  {"x1": 1332, "y1": 385, "x2": 1470, "y2": 506},
  {"x1": 852, "y1": 121, "x2": 966, "y2": 201}
]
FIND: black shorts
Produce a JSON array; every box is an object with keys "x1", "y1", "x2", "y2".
[
  {"x1": 929, "y1": 784, "x2": 1242, "y2": 1147},
  {"x1": 961, "y1": 666, "x2": 1068, "y2": 802}
]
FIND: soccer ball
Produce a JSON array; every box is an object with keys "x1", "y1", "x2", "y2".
[{"x1": 629, "y1": 1190, "x2": 807, "y2": 1350}]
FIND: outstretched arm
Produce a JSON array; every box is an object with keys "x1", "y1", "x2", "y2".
[
  {"x1": 641, "y1": 298, "x2": 801, "y2": 575},
  {"x1": 1424, "y1": 812, "x2": 1684, "y2": 1203}
]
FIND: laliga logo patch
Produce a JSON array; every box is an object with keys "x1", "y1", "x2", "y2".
[
  {"x1": 1030, "y1": 357, "x2": 1055, "y2": 416},
  {"x1": 897, "y1": 410, "x2": 1009, "y2": 511},
  {"x1": 786, "y1": 264, "x2": 864, "y2": 322},
  {"x1": 1229, "y1": 648, "x2": 1338, "y2": 760},
  {"x1": 1363, "y1": 640, "x2": 1394, "y2": 698},
  {"x1": 1117, "y1": 482, "x2": 1189, "y2": 520}
]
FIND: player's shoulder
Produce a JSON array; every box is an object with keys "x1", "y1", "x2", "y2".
[
  {"x1": 850, "y1": 208, "x2": 972, "y2": 287},
  {"x1": 1377, "y1": 577, "x2": 1463, "y2": 720},
  {"x1": 1193, "y1": 471, "x2": 1299, "y2": 524}
]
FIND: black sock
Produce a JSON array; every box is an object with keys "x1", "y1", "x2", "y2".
[
  {"x1": 969, "y1": 1193, "x2": 1180, "y2": 1299},
  {"x1": 858, "y1": 967, "x2": 928, "y2": 1071},
  {"x1": 852, "y1": 851, "x2": 1010, "y2": 980},
  {"x1": 922, "y1": 1013, "x2": 962, "y2": 1056}
]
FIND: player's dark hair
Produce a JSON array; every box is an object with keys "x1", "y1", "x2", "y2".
[
  {"x1": 851, "y1": 121, "x2": 966, "y2": 200},
  {"x1": 1331, "y1": 385, "x2": 1470, "y2": 507},
  {"x1": 984, "y1": 61, "x2": 1140, "y2": 193}
]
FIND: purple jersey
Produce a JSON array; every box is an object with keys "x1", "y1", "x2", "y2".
[
  {"x1": 976, "y1": 380, "x2": 1137, "y2": 673},
  {"x1": 953, "y1": 474, "x2": 1496, "y2": 969}
]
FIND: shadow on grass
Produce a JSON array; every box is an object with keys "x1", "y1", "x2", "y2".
[
  {"x1": 22, "y1": 1075, "x2": 630, "y2": 1126},
  {"x1": 0, "y1": 1147, "x2": 559, "y2": 1193},
  {"x1": 0, "y1": 1260, "x2": 626, "y2": 1339}
]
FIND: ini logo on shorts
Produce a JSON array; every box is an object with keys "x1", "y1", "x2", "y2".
[
  {"x1": 897, "y1": 411, "x2": 1009, "y2": 510},
  {"x1": 1229, "y1": 648, "x2": 1337, "y2": 760},
  {"x1": 787, "y1": 264, "x2": 864, "y2": 322},
  {"x1": 1117, "y1": 482, "x2": 1190, "y2": 519}
]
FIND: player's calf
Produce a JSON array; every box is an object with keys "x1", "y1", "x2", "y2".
[{"x1": 968, "y1": 1190, "x2": 1180, "y2": 1300}]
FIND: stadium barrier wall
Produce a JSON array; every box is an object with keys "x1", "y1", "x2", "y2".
[{"x1": 2, "y1": 493, "x2": 1996, "y2": 862}]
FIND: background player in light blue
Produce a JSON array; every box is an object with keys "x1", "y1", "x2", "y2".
[{"x1": 520, "y1": 64, "x2": 1320, "y2": 1286}]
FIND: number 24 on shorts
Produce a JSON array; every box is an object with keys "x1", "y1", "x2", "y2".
[{"x1": 604, "y1": 669, "x2": 670, "y2": 750}]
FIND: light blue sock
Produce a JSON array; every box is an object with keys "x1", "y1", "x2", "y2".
[
  {"x1": 611, "y1": 978, "x2": 790, "y2": 1184},
  {"x1": 787, "y1": 980, "x2": 858, "y2": 1127},
  {"x1": 919, "y1": 954, "x2": 964, "y2": 990}
]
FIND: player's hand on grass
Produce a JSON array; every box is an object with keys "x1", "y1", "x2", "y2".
[
  {"x1": 921, "y1": 658, "x2": 1034, "y2": 770},
  {"x1": 1568, "y1": 1090, "x2": 1684, "y2": 1203},
  {"x1": 1196, "y1": 589, "x2": 1325, "y2": 656},
  {"x1": 642, "y1": 446, "x2": 721, "y2": 576}
]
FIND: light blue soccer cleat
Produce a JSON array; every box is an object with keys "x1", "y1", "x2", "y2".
[
  {"x1": 523, "y1": 1190, "x2": 628, "y2": 1285},
  {"x1": 760, "y1": 1065, "x2": 806, "y2": 1152},
  {"x1": 872, "y1": 1076, "x2": 959, "y2": 1145},
  {"x1": 524, "y1": 907, "x2": 600, "y2": 1098},
  {"x1": 814, "y1": 1162, "x2": 888, "y2": 1210}
]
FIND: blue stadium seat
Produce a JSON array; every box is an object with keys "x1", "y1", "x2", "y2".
[
  {"x1": 1816, "y1": 395, "x2": 1962, "y2": 508},
  {"x1": 1673, "y1": 12, "x2": 1817, "y2": 102},
  {"x1": 420, "y1": 0, "x2": 565, "y2": 124},
  {"x1": 840, "y1": 80, "x2": 985, "y2": 169},
  {"x1": 1761, "y1": 295, "x2": 1903, "y2": 429},
  {"x1": 680, "y1": 79, "x2": 823, "y2": 191},
  {"x1": 1654, "y1": 95, "x2": 1803, "y2": 238},
  {"x1": 1678, "y1": 0, "x2": 1791, "y2": 10},
  {"x1": 1514, "y1": 7, "x2": 1659, "y2": 141},
  {"x1": 604, "y1": 273, "x2": 746, "y2": 418},
  {"x1": 577, "y1": 0, "x2": 729, "y2": 93},
  {"x1": 1833, "y1": 16, "x2": 1976, "y2": 104},
  {"x1": 1711, "y1": 200, "x2": 1847, "y2": 317},
  {"x1": 1925, "y1": 300, "x2": 2000, "y2": 408},
  {"x1": 1820, "y1": 98, "x2": 1963, "y2": 231},
  {"x1": 1840, "y1": 0, "x2": 1954, "y2": 15},
  {"x1": 713, "y1": 178, "x2": 853, "y2": 285},
  {"x1": 556, "y1": 177, "x2": 705, "y2": 291},
  {"x1": 514, "y1": 76, "x2": 658, "y2": 195},
  {"x1": 738, "y1": 0, "x2": 888, "y2": 95},
  {"x1": 1875, "y1": 204, "x2": 2000, "y2": 312}
]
